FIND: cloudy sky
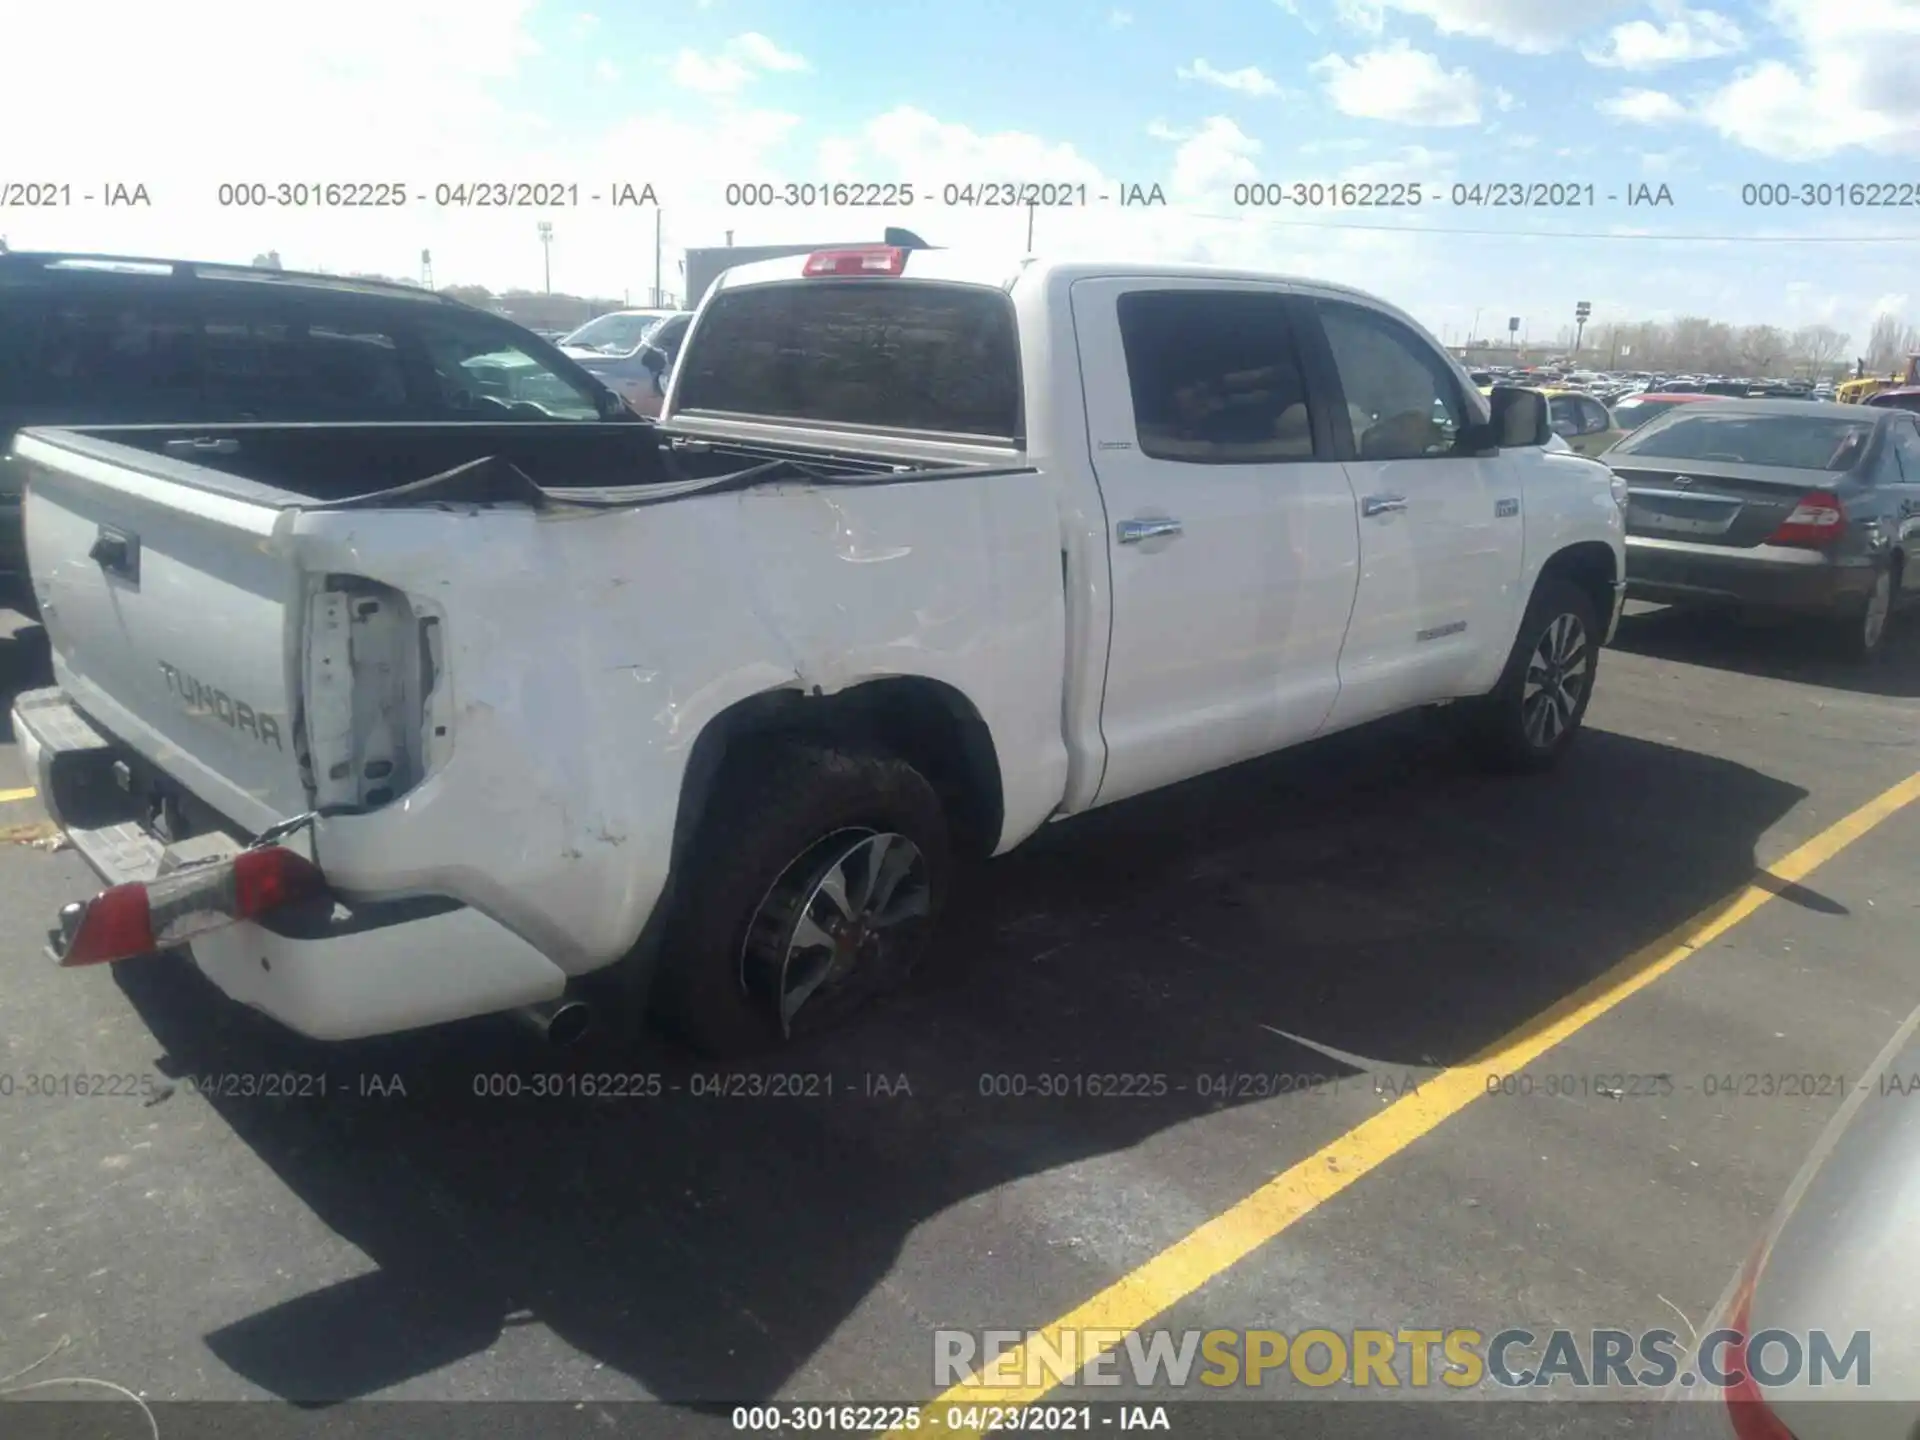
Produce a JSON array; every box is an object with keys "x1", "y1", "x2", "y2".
[{"x1": 5, "y1": 0, "x2": 1917, "y2": 345}]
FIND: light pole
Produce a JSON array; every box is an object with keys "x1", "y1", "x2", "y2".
[
  {"x1": 537, "y1": 221, "x2": 554, "y2": 294},
  {"x1": 1573, "y1": 299, "x2": 1591, "y2": 360},
  {"x1": 1471, "y1": 307, "x2": 1482, "y2": 346}
]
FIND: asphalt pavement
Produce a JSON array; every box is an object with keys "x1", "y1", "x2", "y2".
[{"x1": 1, "y1": 602, "x2": 1916, "y2": 1439}]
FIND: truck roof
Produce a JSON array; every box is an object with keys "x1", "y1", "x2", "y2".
[
  {"x1": 706, "y1": 247, "x2": 1400, "y2": 312},
  {"x1": 0, "y1": 249, "x2": 467, "y2": 305}
]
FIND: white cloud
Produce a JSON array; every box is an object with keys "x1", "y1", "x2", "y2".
[
  {"x1": 5, "y1": 0, "x2": 1916, "y2": 338},
  {"x1": 671, "y1": 32, "x2": 808, "y2": 95},
  {"x1": 1164, "y1": 116, "x2": 1263, "y2": 202},
  {"x1": 731, "y1": 32, "x2": 807, "y2": 71},
  {"x1": 1340, "y1": 144, "x2": 1455, "y2": 184},
  {"x1": 1585, "y1": 4, "x2": 1745, "y2": 69},
  {"x1": 1335, "y1": 0, "x2": 1386, "y2": 35},
  {"x1": 1695, "y1": 0, "x2": 1920, "y2": 159},
  {"x1": 1597, "y1": 88, "x2": 1690, "y2": 123},
  {"x1": 1176, "y1": 59, "x2": 1284, "y2": 96},
  {"x1": 1867, "y1": 293, "x2": 1912, "y2": 326},
  {"x1": 594, "y1": 58, "x2": 619, "y2": 81},
  {"x1": 1313, "y1": 42, "x2": 1487, "y2": 125},
  {"x1": 1109, "y1": 9, "x2": 1133, "y2": 26},
  {"x1": 1370, "y1": 0, "x2": 1639, "y2": 54}
]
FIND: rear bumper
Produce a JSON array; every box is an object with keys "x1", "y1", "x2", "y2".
[
  {"x1": 1624, "y1": 536, "x2": 1876, "y2": 615},
  {"x1": 13, "y1": 687, "x2": 569, "y2": 1041}
]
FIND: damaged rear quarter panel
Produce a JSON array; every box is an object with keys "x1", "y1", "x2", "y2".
[{"x1": 284, "y1": 472, "x2": 1068, "y2": 977}]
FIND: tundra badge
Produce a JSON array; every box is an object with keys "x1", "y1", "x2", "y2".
[{"x1": 157, "y1": 661, "x2": 283, "y2": 750}]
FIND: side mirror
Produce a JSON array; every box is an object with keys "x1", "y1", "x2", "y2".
[
  {"x1": 639, "y1": 345, "x2": 667, "y2": 376},
  {"x1": 1486, "y1": 386, "x2": 1552, "y2": 448}
]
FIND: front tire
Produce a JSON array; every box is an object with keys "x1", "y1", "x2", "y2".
[
  {"x1": 1466, "y1": 576, "x2": 1600, "y2": 774},
  {"x1": 651, "y1": 740, "x2": 952, "y2": 1058}
]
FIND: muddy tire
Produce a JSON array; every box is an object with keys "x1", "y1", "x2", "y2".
[{"x1": 651, "y1": 740, "x2": 951, "y2": 1059}]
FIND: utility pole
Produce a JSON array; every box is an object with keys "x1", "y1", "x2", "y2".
[
  {"x1": 538, "y1": 221, "x2": 554, "y2": 294},
  {"x1": 1026, "y1": 202, "x2": 1035, "y2": 252},
  {"x1": 420, "y1": 248, "x2": 433, "y2": 289},
  {"x1": 1573, "y1": 299, "x2": 1591, "y2": 359},
  {"x1": 1471, "y1": 307, "x2": 1482, "y2": 345},
  {"x1": 653, "y1": 208, "x2": 662, "y2": 308}
]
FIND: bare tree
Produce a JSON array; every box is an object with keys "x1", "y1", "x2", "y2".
[
  {"x1": 250, "y1": 250, "x2": 282, "y2": 269},
  {"x1": 1790, "y1": 323, "x2": 1850, "y2": 375},
  {"x1": 1737, "y1": 324, "x2": 1786, "y2": 374},
  {"x1": 1866, "y1": 313, "x2": 1907, "y2": 373}
]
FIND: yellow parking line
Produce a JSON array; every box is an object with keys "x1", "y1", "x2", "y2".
[
  {"x1": 0, "y1": 787, "x2": 37, "y2": 804},
  {"x1": 911, "y1": 770, "x2": 1920, "y2": 1432}
]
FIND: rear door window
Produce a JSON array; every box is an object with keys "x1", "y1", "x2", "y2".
[
  {"x1": 1113, "y1": 289, "x2": 1316, "y2": 463},
  {"x1": 6, "y1": 289, "x2": 204, "y2": 422},
  {"x1": 673, "y1": 280, "x2": 1022, "y2": 440}
]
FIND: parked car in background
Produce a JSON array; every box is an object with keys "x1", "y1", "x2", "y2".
[
  {"x1": 1610, "y1": 399, "x2": 1920, "y2": 659},
  {"x1": 564, "y1": 312, "x2": 695, "y2": 420},
  {"x1": 558, "y1": 307, "x2": 676, "y2": 358},
  {"x1": 1864, "y1": 385, "x2": 1920, "y2": 416},
  {"x1": 0, "y1": 250, "x2": 636, "y2": 615},
  {"x1": 1656, "y1": 1003, "x2": 1920, "y2": 1438},
  {"x1": 12, "y1": 246, "x2": 1624, "y2": 1059},
  {"x1": 1611, "y1": 391, "x2": 1725, "y2": 433}
]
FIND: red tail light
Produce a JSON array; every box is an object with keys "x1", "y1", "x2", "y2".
[
  {"x1": 802, "y1": 246, "x2": 906, "y2": 277},
  {"x1": 1767, "y1": 490, "x2": 1845, "y2": 547},
  {"x1": 59, "y1": 847, "x2": 325, "y2": 968},
  {"x1": 1722, "y1": 1271, "x2": 1799, "y2": 1440}
]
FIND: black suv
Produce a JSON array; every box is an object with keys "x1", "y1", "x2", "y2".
[{"x1": 0, "y1": 251, "x2": 637, "y2": 612}]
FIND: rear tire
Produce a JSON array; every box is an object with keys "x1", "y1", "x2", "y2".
[
  {"x1": 1465, "y1": 576, "x2": 1600, "y2": 774},
  {"x1": 651, "y1": 740, "x2": 952, "y2": 1059},
  {"x1": 1833, "y1": 563, "x2": 1895, "y2": 663}
]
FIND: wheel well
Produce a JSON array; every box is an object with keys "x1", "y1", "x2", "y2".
[
  {"x1": 671, "y1": 678, "x2": 1006, "y2": 868},
  {"x1": 1538, "y1": 541, "x2": 1618, "y2": 630}
]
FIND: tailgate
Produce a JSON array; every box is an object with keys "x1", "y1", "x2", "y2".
[
  {"x1": 1610, "y1": 460, "x2": 1821, "y2": 548},
  {"x1": 16, "y1": 431, "x2": 309, "y2": 835}
]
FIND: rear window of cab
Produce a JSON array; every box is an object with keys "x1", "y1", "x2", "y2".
[{"x1": 672, "y1": 280, "x2": 1022, "y2": 441}]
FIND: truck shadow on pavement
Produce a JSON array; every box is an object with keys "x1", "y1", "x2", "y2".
[
  {"x1": 1609, "y1": 603, "x2": 1920, "y2": 698},
  {"x1": 111, "y1": 714, "x2": 1817, "y2": 1409}
]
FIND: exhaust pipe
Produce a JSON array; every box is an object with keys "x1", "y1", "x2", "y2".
[{"x1": 514, "y1": 997, "x2": 592, "y2": 1048}]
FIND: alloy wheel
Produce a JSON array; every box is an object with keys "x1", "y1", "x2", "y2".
[
  {"x1": 1521, "y1": 612, "x2": 1590, "y2": 750},
  {"x1": 739, "y1": 828, "x2": 933, "y2": 1035}
]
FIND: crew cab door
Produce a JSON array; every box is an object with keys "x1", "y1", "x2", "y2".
[
  {"x1": 1295, "y1": 295, "x2": 1525, "y2": 729},
  {"x1": 1071, "y1": 279, "x2": 1361, "y2": 807}
]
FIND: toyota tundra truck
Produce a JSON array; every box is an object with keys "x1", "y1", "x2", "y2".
[{"x1": 11, "y1": 246, "x2": 1628, "y2": 1056}]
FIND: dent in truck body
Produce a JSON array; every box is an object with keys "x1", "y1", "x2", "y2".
[{"x1": 289, "y1": 473, "x2": 1071, "y2": 980}]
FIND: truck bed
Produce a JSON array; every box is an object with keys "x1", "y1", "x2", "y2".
[
  {"x1": 12, "y1": 419, "x2": 1042, "y2": 845},
  {"x1": 19, "y1": 421, "x2": 960, "y2": 508}
]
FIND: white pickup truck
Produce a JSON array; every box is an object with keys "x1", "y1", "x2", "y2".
[{"x1": 12, "y1": 245, "x2": 1627, "y2": 1056}]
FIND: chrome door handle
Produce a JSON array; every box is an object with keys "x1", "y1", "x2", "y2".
[
  {"x1": 1117, "y1": 517, "x2": 1183, "y2": 544},
  {"x1": 1361, "y1": 494, "x2": 1408, "y2": 517}
]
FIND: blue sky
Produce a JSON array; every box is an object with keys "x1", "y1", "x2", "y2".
[{"x1": 6, "y1": 0, "x2": 1917, "y2": 347}]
